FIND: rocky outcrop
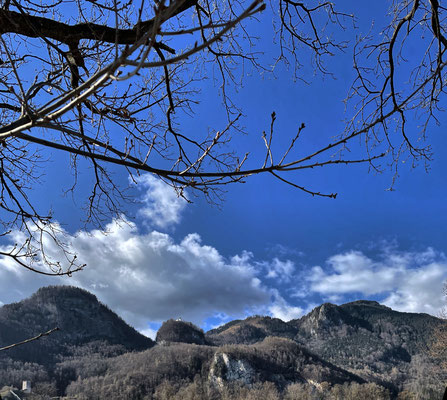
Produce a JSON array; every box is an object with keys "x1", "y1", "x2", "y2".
[
  {"x1": 156, "y1": 319, "x2": 207, "y2": 345},
  {"x1": 1, "y1": 287, "x2": 445, "y2": 399},
  {"x1": 289, "y1": 302, "x2": 371, "y2": 338},
  {"x1": 209, "y1": 352, "x2": 255, "y2": 388}
]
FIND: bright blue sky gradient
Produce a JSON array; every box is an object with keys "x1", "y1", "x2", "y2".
[{"x1": 0, "y1": 1, "x2": 446, "y2": 336}]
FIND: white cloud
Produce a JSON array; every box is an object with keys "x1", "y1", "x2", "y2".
[
  {"x1": 133, "y1": 174, "x2": 187, "y2": 229},
  {"x1": 139, "y1": 327, "x2": 158, "y2": 340},
  {"x1": 265, "y1": 258, "x2": 295, "y2": 282},
  {"x1": 309, "y1": 251, "x2": 397, "y2": 295},
  {"x1": 0, "y1": 172, "x2": 307, "y2": 330},
  {"x1": 307, "y1": 249, "x2": 447, "y2": 315},
  {"x1": 0, "y1": 219, "x2": 293, "y2": 329},
  {"x1": 69, "y1": 220, "x2": 273, "y2": 327},
  {"x1": 4, "y1": 176, "x2": 444, "y2": 331},
  {"x1": 269, "y1": 290, "x2": 304, "y2": 321},
  {"x1": 382, "y1": 262, "x2": 447, "y2": 314}
]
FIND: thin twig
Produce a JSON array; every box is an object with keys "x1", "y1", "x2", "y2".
[{"x1": 0, "y1": 327, "x2": 59, "y2": 352}]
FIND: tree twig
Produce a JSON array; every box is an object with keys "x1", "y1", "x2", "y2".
[{"x1": 0, "y1": 327, "x2": 59, "y2": 352}]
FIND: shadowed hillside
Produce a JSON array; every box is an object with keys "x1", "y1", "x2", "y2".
[
  {"x1": 0, "y1": 286, "x2": 153, "y2": 362},
  {"x1": 156, "y1": 319, "x2": 208, "y2": 345},
  {"x1": 0, "y1": 286, "x2": 445, "y2": 399}
]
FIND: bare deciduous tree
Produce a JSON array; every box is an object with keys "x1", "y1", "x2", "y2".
[{"x1": 0, "y1": 0, "x2": 444, "y2": 274}]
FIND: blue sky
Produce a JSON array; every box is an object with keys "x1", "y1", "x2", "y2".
[{"x1": 0, "y1": 1, "x2": 446, "y2": 338}]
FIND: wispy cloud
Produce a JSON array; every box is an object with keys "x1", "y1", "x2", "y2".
[
  {"x1": 307, "y1": 249, "x2": 447, "y2": 315},
  {"x1": 133, "y1": 174, "x2": 188, "y2": 229},
  {"x1": 265, "y1": 258, "x2": 295, "y2": 282},
  {"x1": 269, "y1": 290, "x2": 304, "y2": 321}
]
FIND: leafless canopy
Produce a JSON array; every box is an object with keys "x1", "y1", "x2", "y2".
[{"x1": 0, "y1": 0, "x2": 445, "y2": 274}]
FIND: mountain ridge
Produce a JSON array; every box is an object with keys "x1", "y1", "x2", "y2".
[
  {"x1": 0, "y1": 286, "x2": 445, "y2": 399},
  {"x1": 0, "y1": 285, "x2": 154, "y2": 364}
]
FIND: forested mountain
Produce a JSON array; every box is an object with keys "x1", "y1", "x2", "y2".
[
  {"x1": 156, "y1": 319, "x2": 209, "y2": 345},
  {"x1": 0, "y1": 286, "x2": 153, "y2": 361},
  {"x1": 0, "y1": 286, "x2": 154, "y2": 396},
  {"x1": 207, "y1": 301, "x2": 446, "y2": 398},
  {"x1": 0, "y1": 286, "x2": 445, "y2": 399}
]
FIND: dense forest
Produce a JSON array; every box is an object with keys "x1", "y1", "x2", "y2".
[{"x1": 0, "y1": 286, "x2": 445, "y2": 399}]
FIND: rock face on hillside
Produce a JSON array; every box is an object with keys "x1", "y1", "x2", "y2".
[
  {"x1": 206, "y1": 300, "x2": 446, "y2": 396},
  {"x1": 156, "y1": 319, "x2": 207, "y2": 345},
  {"x1": 208, "y1": 337, "x2": 364, "y2": 390},
  {"x1": 0, "y1": 286, "x2": 445, "y2": 399},
  {"x1": 209, "y1": 352, "x2": 256, "y2": 387},
  {"x1": 290, "y1": 300, "x2": 440, "y2": 370}
]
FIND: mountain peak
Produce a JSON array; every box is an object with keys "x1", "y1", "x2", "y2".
[
  {"x1": 32, "y1": 285, "x2": 98, "y2": 300},
  {"x1": 206, "y1": 315, "x2": 298, "y2": 346},
  {"x1": 0, "y1": 287, "x2": 444, "y2": 399},
  {"x1": 156, "y1": 319, "x2": 207, "y2": 345},
  {"x1": 342, "y1": 300, "x2": 391, "y2": 309},
  {"x1": 304, "y1": 302, "x2": 346, "y2": 324},
  {"x1": 0, "y1": 285, "x2": 154, "y2": 363}
]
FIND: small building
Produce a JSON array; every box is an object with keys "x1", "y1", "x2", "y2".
[{"x1": 21, "y1": 381, "x2": 31, "y2": 394}]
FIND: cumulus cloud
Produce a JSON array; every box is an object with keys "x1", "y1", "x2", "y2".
[
  {"x1": 308, "y1": 249, "x2": 447, "y2": 315},
  {"x1": 3, "y1": 172, "x2": 444, "y2": 331},
  {"x1": 269, "y1": 291, "x2": 304, "y2": 321},
  {"x1": 133, "y1": 174, "x2": 187, "y2": 229},
  {"x1": 0, "y1": 219, "x2": 308, "y2": 329},
  {"x1": 382, "y1": 263, "x2": 447, "y2": 314},
  {"x1": 265, "y1": 258, "x2": 295, "y2": 282},
  {"x1": 0, "y1": 174, "x2": 309, "y2": 331},
  {"x1": 73, "y1": 221, "x2": 271, "y2": 326}
]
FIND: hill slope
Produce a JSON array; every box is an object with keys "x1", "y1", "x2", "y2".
[
  {"x1": 0, "y1": 286, "x2": 445, "y2": 399},
  {"x1": 0, "y1": 286, "x2": 154, "y2": 394},
  {"x1": 65, "y1": 337, "x2": 365, "y2": 399},
  {"x1": 207, "y1": 300, "x2": 446, "y2": 396},
  {"x1": 0, "y1": 286, "x2": 153, "y2": 363}
]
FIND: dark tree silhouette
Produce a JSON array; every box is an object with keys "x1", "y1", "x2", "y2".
[{"x1": 0, "y1": 0, "x2": 444, "y2": 274}]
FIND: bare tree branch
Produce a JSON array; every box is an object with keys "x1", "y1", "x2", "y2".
[
  {"x1": 0, "y1": 0, "x2": 444, "y2": 274},
  {"x1": 0, "y1": 327, "x2": 59, "y2": 352}
]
